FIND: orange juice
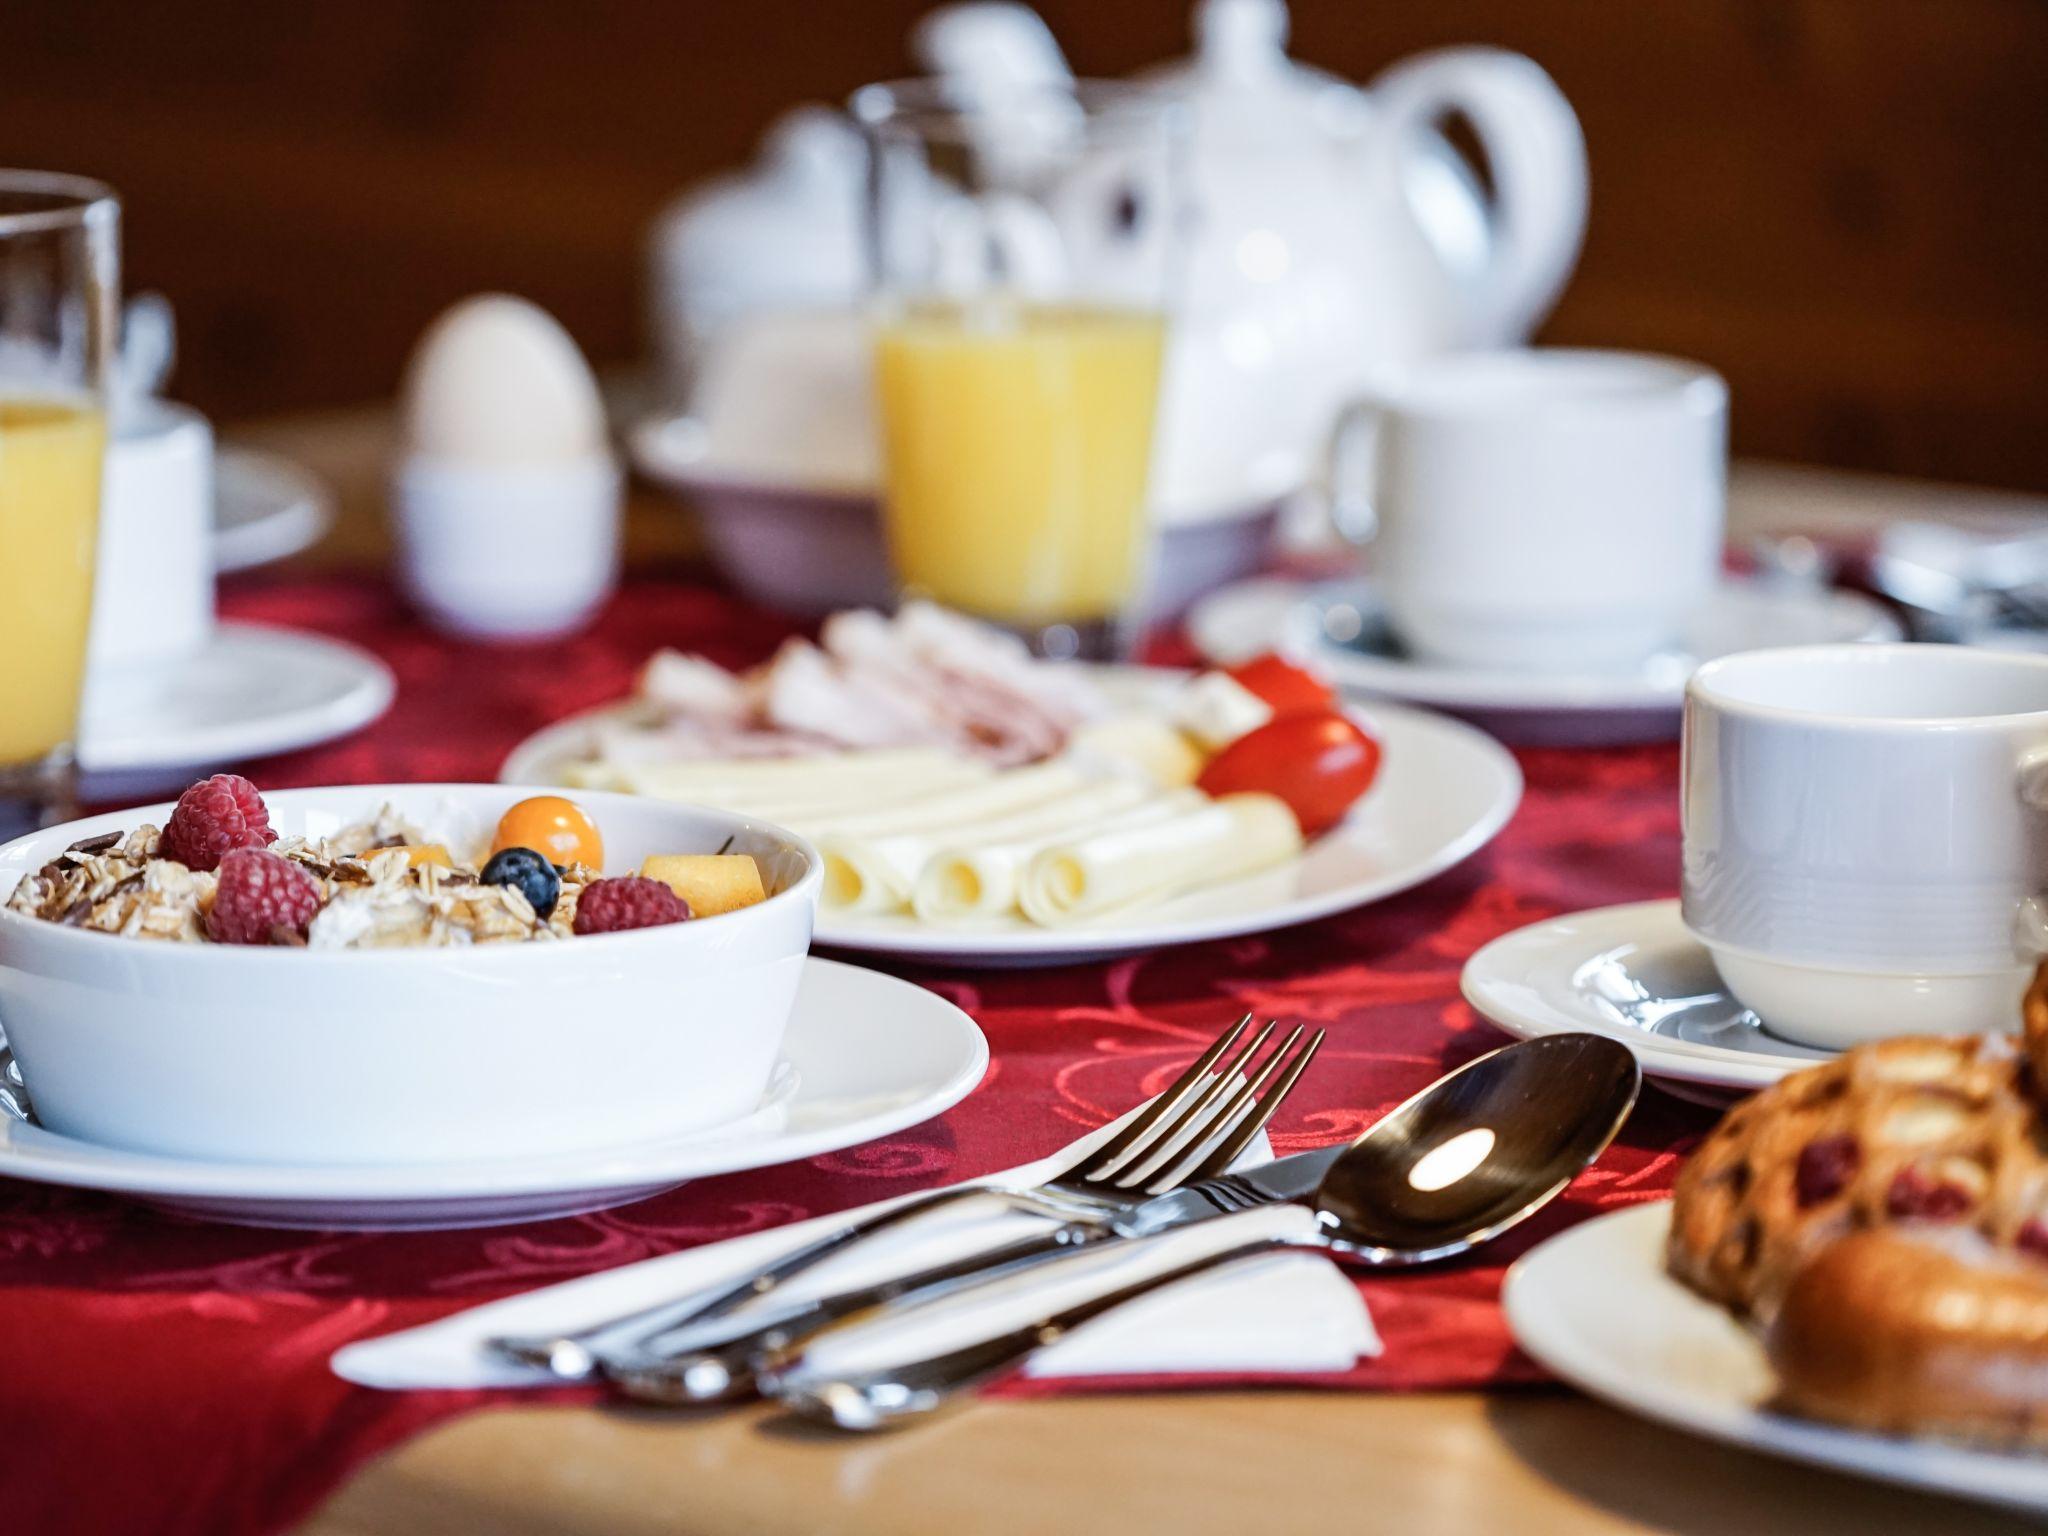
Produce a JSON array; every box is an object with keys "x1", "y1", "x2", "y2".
[
  {"x1": 873, "y1": 303, "x2": 1164, "y2": 625},
  {"x1": 0, "y1": 397, "x2": 105, "y2": 763}
]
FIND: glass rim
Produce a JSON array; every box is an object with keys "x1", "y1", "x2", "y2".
[
  {"x1": 0, "y1": 170, "x2": 120, "y2": 237},
  {"x1": 848, "y1": 76, "x2": 1182, "y2": 143}
]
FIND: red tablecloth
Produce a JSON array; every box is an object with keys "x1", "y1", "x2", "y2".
[{"x1": 0, "y1": 574, "x2": 1711, "y2": 1536}]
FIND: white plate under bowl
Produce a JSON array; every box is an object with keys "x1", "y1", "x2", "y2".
[
  {"x1": 1506, "y1": 1202, "x2": 2048, "y2": 1515},
  {"x1": 77, "y1": 621, "x2": 394, "y2": 799},
  {"x1": 1461, "y1": 899, "x2": 1832, "y2": 1098},
  {"x1": 0, "y1": 958, "x2": 986, "y2": 1229},
  {"x1": 503, "y1": 678, "x2": 1522, "y2": 968},
  {"x1": 213, "y1": 445, "x2": 333, "y2": 573},
  {"x1": 1187, "y1": 575, "x2": 1900, "y2": 746}
]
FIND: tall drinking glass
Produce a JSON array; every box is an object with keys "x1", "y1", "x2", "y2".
[
  {"x1": 853, "y1": 80, "x2": 1183, "y2": 658},
  {"x1": 0, "y1": 173, "x2": 119, "y2": 837}
]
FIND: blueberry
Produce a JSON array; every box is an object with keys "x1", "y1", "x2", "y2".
[{"x1": 481, "y1": 845, "x2": 561, "y2": 920}]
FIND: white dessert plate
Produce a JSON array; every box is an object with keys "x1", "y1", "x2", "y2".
[
  {"x1": 1506, "y1": 1202, "x2": 2048, "y2": 1515},
  {"x1": 0, "y1": 958, "x2": 986, "y2": 1230},
  {"x1": 503, "y1": 683, "x2": 1522, "y2": 968},
  {"x1": 1188, "y1": 575, "x2": 1900, "y2": 746},
  {"x1": 1461, "y1": 900, "x2": 1831, "y2": 1099},
  {"x1": 213, "y1": 445, "x2": 333, "y2": 572},
  {"x1": 77, "y1": 621, "x2": 395, "y2": 799}
]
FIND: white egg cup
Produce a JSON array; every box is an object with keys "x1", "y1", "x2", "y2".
[{"x1": 393, "y1": 454, "x2": 621, "y2": 641}]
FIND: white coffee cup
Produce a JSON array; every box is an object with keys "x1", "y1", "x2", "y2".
[
  {"x1": 87, "y1": 398, "x2": 216, "y2": 669},
  {"x1": 1682, "y1": 642, "x2": 2048, "y2": 1049},
  {"x1": 1335, "y1": 349, "x2": 1727, "y2": 673}
]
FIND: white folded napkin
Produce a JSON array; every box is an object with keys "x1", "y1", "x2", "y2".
[{"x1": 334, "y1": 1131, "x2": 1379, "y2": 1392}]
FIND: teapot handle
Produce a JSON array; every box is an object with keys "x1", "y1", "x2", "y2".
[{"x1": 1370, "y1": 47, "x2": 1588, "y2": 345}]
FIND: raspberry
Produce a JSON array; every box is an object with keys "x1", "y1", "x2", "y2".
[
  {"x1": 207, "y1": 848, "x2": 322, "y2": 945},
  {"x1": 160, "y1": 774, "x2": 276, "y2": 872},
  {"x1": 573, "y1": 876, "x2": 690, "y2": 935},
  {"x1": 1885, "y1": 1166, "x2": 1976, "y2": 1222}
]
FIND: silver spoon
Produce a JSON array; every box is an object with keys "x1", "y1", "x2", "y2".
[{"x1": 769, "y1": 1031, "x2": 1640, "y2": 1431}]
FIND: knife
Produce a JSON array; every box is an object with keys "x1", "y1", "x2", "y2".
[{"x1": 602, "y1": 1141, "x2": 1348, "y2": 1405}]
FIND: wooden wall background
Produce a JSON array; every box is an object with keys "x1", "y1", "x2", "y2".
[{"x1": 7, "y1": 0, "x2": 2047, "y2": 490}]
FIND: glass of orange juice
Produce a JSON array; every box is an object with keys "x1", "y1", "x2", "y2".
[
  {"x1": 852, "y1": 80, "x2": 1184, "y2": 658},
  {"x1": 0, "y1": 174, "x2": 120, "y2": 837}
]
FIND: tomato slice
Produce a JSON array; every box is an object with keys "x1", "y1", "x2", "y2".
[
  {"x1": 1196, "y1": 709, "x2": 1382, "y2": 836},
  {"x1": 1225, "y1": 653, "x2": 1336, "y2": 717}
]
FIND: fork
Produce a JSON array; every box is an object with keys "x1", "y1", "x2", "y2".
[
  {"x1": 600, "y1": 1022, "x2": 1323, "y2": 1404},
  {"x1": 492, "y1": 1014, "x2": 1301, "y2": 1379}
]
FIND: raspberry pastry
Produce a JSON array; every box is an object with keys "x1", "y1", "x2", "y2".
[{"x1": 1667, "y1": 1028, "x2": 2046, "y2": 1320}]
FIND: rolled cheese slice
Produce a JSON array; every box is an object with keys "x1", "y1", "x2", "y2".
[
  {"x1": 606, "y1": 750, "x2": 986, "y2": 814},
  {"x1": 801, "y1": 760, "x2": 1088, "y2": 839},
  {"x1": 1019, "y1": 792, "x2": 1303, "y2": 927},
  {"x1": 1063, "y1": 713, "x2": 1205, "y2": 788},
  {"x1": 821, "y1": 777, "x2": 1158, "y2": 913},
  {"x1": 913, "y1": 789, "x2": 1206, "y2": 924}
]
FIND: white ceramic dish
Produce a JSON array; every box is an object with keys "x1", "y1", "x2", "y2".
[
  {"x1": 0, "y1": 957, "x2": 985, "y2": 1229},
  {"x1": 76, "y1": 622, "x2": 395, "y2": 800},
  {"x1": 1461, "y1": 900, "x2": 1831, "y2": 1099},
  {"x1": 504, "y1": 686, "x2": 1522, "y2": 968},
  {"x1": 1187, "y1": 575, "x2": 1900, "y2": 746},
  {"x1": 213, "y1": 445, "x2": 333, "y2": 573},
  {"x1": 0, "y1": 785, "x2": 820, "y2": 1166},
  {"x1": 1505, "y1": 1202, "x2": 2048, "y2": 1515},
  {"x1": 629, "y1": 414, "x2": 1283, "y2": 623}
]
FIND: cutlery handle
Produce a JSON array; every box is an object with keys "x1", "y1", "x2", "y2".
[
  {"x1": 771, "y1": 1232, "x2": 1301, "y2": 1432},
  {"x1": 490, "y1": 1183, "x2": 994, "y2": 1378},
  {"x1": 605, "y1": 1223, "x2": 1101, "y2": 1405}
]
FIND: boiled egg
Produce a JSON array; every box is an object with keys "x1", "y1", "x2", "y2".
[{"x1": 400, "y1": 294, "x2": 606, "y2": 463}]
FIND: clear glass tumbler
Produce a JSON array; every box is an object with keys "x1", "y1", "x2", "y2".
[
  {"x1": 852, "y1": 79, "x2": 1184, "y2": 659},
  {"x1": 0, "y1": 172, "x2": 120, "y2": 837}
]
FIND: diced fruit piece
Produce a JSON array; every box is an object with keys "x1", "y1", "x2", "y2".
[
  {"x1": 160, "y1": 774, "x2": 276, "y2": 872},
  {"x1": 1886, "y1": 1162, "x2": 1981, "y2": 1221},
  {"x1": 207, "y1": 848, "x2": 321, "y2": 945},
  {"x1": 493, "y1": 796, "x2": 603, "y2": 869},
  {"x1": 640, "y1": 853, "x2": 767, "y2": 917},
  {"x1": 1195, "y1": 709, "x2": 1382, "y2": 836},
  {"x1": 1794, "y1": 1134, "x2": 1859, "y2": 1208},
  {"x1": 481, "y1": 845, "x2": 562, "y2": 919},
  {"x1": 573, "y1": 876, "x2": 690, "y2": 935},
  {"x1": 1226, "y1": 653, "x2": 1337, "y2": 716}
]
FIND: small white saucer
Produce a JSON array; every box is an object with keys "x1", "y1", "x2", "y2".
[
  {"x1": 1187, "y1": 576, "x2": 1900, "y2": 746},
  {"x1": 1461, "y1": 900, "x2": 1832, "y2": 1099},
  {"x1": 213, "y1": 445, "x2": 333, "y2": 573},
  {"x1": 0, "y1": 958, "x2": 987, "y2": 1230},
  {"x1": 1506, "y1": 1203, "x2": 2048, "y2": 1514},
  {"x1": 77, "y1": 622, "x2": 394, "y2": 800}
]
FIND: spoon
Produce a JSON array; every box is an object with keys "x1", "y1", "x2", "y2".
[{"x1": 769, "y1": 1031, "x2": 1640, "y2": 1431}]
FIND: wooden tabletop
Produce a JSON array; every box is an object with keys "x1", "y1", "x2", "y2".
[{"x1": 264, "y1": 405, "x2": 2046, "y2": 1536}]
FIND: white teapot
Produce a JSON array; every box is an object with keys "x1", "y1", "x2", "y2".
[{"x1": 928, "y1": 0, "x2": 1588, "y2": 518}]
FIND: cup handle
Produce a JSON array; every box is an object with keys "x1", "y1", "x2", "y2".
[
  {"x1": 2015, "y1": 746, "x2": 2048, "y2": 959},
  {"x1": 1320, "y1": 398, "x2": 1385, "y2": 548}
]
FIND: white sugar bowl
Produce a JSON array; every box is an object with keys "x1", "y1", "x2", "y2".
[{"x1": 393, "y1": 295, "x2": 621, "y2": 640}]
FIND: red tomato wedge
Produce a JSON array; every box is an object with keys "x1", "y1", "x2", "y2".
[
  {"x1": 1196, "y1": 709, "x2": 1382, "y2": 836},
  {"x1": 1224, "y1": 653, "x2": 1336, "y2": 716}
]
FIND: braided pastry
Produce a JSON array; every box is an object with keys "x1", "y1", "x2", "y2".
[{"x1": 1667, "y1": 961, "x2": 2048, "y2": 1445}]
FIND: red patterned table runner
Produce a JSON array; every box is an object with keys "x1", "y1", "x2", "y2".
[{"x1": 0, "y1": 574, "x2": 1708, "y2": 1536}]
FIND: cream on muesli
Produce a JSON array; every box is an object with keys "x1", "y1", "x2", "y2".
[{"x1": 2, "y1": 777, "x2": 768, "y2": 948}]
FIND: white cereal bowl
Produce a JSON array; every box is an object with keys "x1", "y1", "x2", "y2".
[{"x1": 0, "y1": 785, "x2": 820, "y2": 1166}]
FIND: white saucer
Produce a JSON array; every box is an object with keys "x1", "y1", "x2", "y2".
[
  {"x1": 213, "y1": 445, "x2": 333, "y2": 572},
  {"x1": 0, "y1": 958, "x2": 986, "y2": 1229},
  {"x1": 1188, "y1": 575, "x2": 1900, "y2": 746},
  {"x1": 1506, "y1": 1202, "x2": 2048, "y2": 1515},
  {"x1": 1461, "y1": 900, "x2": 1831, "y2": 1098},
  {"x1": 505, "y1": 687, "x2": 1522, "y2": 969},
  {"x1": 77, "y1": 621, "x2": 395, "y2": 799}
]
